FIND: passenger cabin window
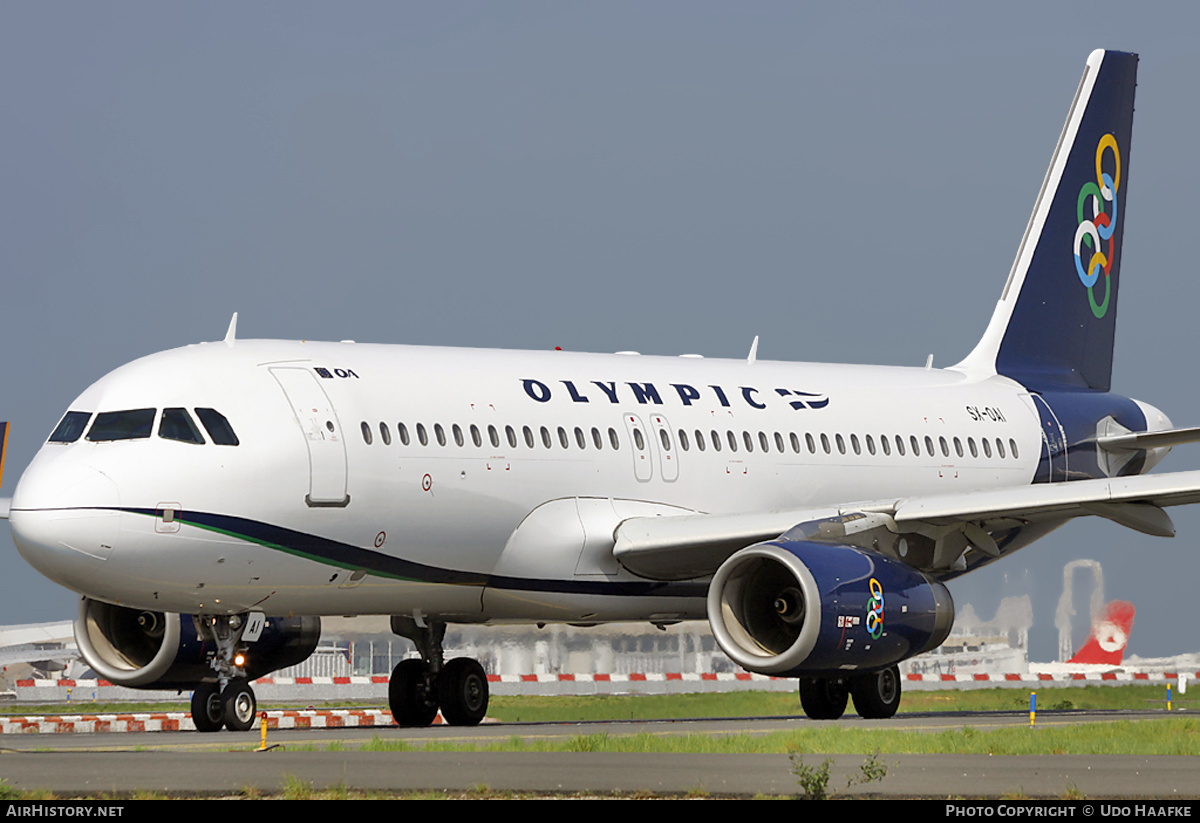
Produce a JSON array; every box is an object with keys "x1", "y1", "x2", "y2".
[
  {"x1": 87, "y1": 409, "x2": 155, "y2": 441},
  {"x1": 195, "y1": 408, "x2": 240, "y2": 446},
  {"x1": 48, "y1": 411, "x2": 92, "y2": 443},
  {"x1": 160, "y1": 408, "x2": 205, "y2": 444}
]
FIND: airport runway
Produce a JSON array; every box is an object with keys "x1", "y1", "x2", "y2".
[{"x1": 0, "y1": 711, "x2": 1196, "y2": 798}]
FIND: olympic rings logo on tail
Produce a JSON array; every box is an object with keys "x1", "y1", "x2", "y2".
[
  {"x1": 1073, "y1": 134, "x2": 1121, "y2": 318},
  {"x1": 866, "y1": 577, "x2": 884, "y2": 639}
]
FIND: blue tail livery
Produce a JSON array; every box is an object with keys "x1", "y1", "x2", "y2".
[{"x1": 959, "y1": 49, "x2": 1137, "y2": 393}]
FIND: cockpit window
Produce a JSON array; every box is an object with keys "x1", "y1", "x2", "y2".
[
  {"x1": 87, "y1": 409, "x2": 156, "y2": 441},
  {"x1": 195, "y1": 408, "x2": 239, "y2": 446},
  {"x1": 159, "y1": 408, "x2": 206, "y2": 444},
  {"x1": 48, "y1": 411, "x2": 92, "y2": 443}
]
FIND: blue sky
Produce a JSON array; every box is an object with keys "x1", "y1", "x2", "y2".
[{"x1": 3, "y1": 2, "x2": 1199, "y2": 662}]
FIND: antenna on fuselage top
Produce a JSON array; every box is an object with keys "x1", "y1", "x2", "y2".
[
  {"x1": 224, "y1": 312, "x2": 238, "y2": 347},
  {"x1": 747, "y1": 335, "x2": 759, "y2": 365}
]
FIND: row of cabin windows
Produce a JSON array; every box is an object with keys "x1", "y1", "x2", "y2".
[
  {"x1": 359, "y1": 419, "x2": 1020, "y2": 462},
  {"x1": 676, "y1": 428, "x2": 1019, "y2": 461},
  {"x1": 48, "y1": 408, "x2": 240, "y2": 446},
  {"x1": 362, "y1": 421, "x2": 623, "y2": 451}
]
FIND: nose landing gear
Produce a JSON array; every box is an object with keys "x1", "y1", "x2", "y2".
[
  {"x1": 388, "y1": 614, "x2": 490, "y2": 727},
  {"x1": 189, "y1": 614, "x2": 259, "y2": 733}
]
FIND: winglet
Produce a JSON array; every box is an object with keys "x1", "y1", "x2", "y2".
[
  {"x1": 0, "y1": 421, "x2": 9, "y2": 518},
  {"x1": 224, "y1": 313, "x2": 238, "y2": 347},
  {"x1": 0, "y1": 421, "x2": 8, "y2": 488}
]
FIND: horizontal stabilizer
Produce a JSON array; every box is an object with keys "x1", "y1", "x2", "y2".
[{"x1": 1097, "y1": 426, "x2": 1200, "y2": 452}]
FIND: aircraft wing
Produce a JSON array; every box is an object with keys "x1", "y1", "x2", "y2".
[
  {"x1": 612, "y1": 469, "x2": 1200, "y2": 580},
  {"x1": 0, "y1": 621, "x2": 75, "y2": 648}
]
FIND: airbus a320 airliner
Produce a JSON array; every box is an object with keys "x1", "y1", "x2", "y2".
[{"x1": 4, "y1": 49, "x2": 1198, "y2": 731}]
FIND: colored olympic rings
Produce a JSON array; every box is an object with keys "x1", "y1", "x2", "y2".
[
  {"x1": 867, "y1": 577, "x2": 884, "y2": 639},
  {"x1": 1073, "y1": 134, "x2": 1120, "y2": 318}
]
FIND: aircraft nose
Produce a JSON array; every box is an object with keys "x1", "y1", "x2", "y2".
[{"x1": 9, "y1": 461, "x2": 123, "y2": 589}]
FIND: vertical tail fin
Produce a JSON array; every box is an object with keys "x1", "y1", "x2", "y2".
[
  {"x1": 1066, "y1": 600, "x2": 1135, "y2": 666},
  {"x1": 955, "y1": 50, "x2": 1138, "y2": 392}
]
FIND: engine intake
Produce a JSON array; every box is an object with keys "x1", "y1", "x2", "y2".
[
  {"x1": 707, "y1": 540, "x2": 953, "y2": 676},
  {"x1": 74, "y1": 598, "x2": 321, "y2": 688}
]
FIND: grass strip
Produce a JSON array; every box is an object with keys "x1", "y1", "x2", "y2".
[{"x1": 349, "y1": 716, "x2": 1200, "y2": 756}]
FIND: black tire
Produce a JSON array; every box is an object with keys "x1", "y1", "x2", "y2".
[
  {"x1": 191, "y1": 682, "x2": 224, "y2": 732},
  {"x1": 389, "y1": 658, "x2": 438, "y2": 727},
  {"x1": 850, "y1": 666, "x2": 902, "y2": 719},
  {"x1": 798, "y1": 677, "x2": 849, "y2": 720},
  {"x1": 437, "y1": 658, "x2": 489, "y2": 726},
  {"x1": 221, "y1": 679, "x2": 258, "y2": 732}
]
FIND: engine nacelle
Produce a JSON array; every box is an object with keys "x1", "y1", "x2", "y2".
[
  {"x1": 707, "y1": 539, "x2": 954, "y2": 676},
  {"x1": 74, "y1": 598, "x2": 321, "y2": 688}
]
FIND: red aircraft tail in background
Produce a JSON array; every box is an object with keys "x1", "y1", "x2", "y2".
[{"x1": 1067, "y1": 601, "x2": 1136, "y2": 665}]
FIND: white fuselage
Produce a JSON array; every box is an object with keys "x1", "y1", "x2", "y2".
[{"x1": 9, "y1": 339, "x2": 1041, "y2": 623}]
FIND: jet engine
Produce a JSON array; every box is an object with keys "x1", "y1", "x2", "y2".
[
  {"x1": 707, "y1": 539, "x2": 954, "y2": 676},
  {"x1": 74, "y1": 598, "x2": 321, "y2": 688}
]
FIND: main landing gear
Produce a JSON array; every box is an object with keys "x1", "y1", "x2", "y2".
[
  {"x1": 798, "y1": 665, "x2": 901, "y2": 720},
  {"x1": 388, "y1": 615, "x2": 489, "y2": 727},
  {"x1": 190, "y1": 614, "x2": 259, "y2": 733}
]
